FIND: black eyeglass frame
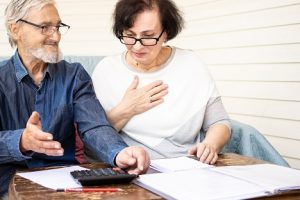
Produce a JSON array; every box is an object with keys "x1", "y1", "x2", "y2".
[
  {"x1": 118, "y1": 29, "x2": 165, "y2": 46},
  {"x1": 16, "y1": 19, "x2": 70, "y2": 35}
]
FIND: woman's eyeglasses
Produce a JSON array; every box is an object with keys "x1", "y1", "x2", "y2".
[{"x1": 118, "y1": 30, "x2": 164, "y2": 46}]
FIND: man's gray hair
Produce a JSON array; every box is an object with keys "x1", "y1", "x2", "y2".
[{"x1": 4, "y1": 0, "x2": 56, "y2": 48}]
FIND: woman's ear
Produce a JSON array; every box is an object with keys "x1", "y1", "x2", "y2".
[{"x1": 163, "y1": 32, "x2": 168, "y2": 43}]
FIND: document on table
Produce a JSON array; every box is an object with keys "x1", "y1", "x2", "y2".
[
  {"x1": 135, "y1": 168, "x2": 268, "y2": 200},
  {"x1": 212, "y1": 164, "x2": 300, "y2": 192},
  {"x1": 150, "y1": 156, "x2": 213, "y2": 172},
  {"x1": 136, "y1": 163, "x2": 300, "y2": 200},
  {"x1": 17, "y1": 166, "x2": 86, "y2": 190}
]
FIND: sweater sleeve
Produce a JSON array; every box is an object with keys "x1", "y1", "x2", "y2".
[{"x1": 202, "y1": 96, "x2": 231, "y2": 133}]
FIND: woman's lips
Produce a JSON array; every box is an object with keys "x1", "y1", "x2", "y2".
[{"x1": 133, "y1": 52, "x2": 146, "y2": 58}]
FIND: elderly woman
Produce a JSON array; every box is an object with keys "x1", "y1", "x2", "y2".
[{"x1": 92, "y1": 0, "x2": 231, "y2": 164}]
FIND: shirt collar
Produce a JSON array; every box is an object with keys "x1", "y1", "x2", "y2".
[
  {"x1": 13, "y1": 51, "x2": 28, "y2": 82},
  {"x1": 13, "y1": 50, "x2": 53, "y2": 82},
  {"x1": 46, "y1": 63, "x2": 54, "y2": 80}
]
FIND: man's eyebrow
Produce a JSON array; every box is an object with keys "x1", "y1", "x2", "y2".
[{"x1": 39, "y1": 20, "x2": 62, "y2": 25}]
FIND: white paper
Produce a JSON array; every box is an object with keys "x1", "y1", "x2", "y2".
[
  {"x1": 17, "y1": 166, "x2": 87, "y2": 190},
  {"x1": 136, "y1": 168, "x2": 267, "y2": 200},
  {"x1": 212, "y1": 164, "x2": 300, "y2": 192},
  {"x1": 137, "y1": 163, "x2": 300, "y2": 200},
  {"x1": 150, "y1": 156, "x2": 213, "y2": 172}
]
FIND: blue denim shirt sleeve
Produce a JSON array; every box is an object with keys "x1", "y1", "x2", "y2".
[
  {"x1": 73, "y1": 64, "x2": 128, "y2": 166},
  {"x1": 0, "y1": 129, "x2": 31, "y2": 163},
  {"x1": 0, "y1": 55, "x2": 127, "y2": 168},
  {"x1": 83, "y1": 126, "x2": 126, "y2": 166}
]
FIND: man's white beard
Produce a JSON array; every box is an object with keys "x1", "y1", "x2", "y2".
[{"x1": 30, "y1": 47, "x2": 63, "y2": 63}]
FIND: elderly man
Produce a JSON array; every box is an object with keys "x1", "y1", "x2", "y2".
[{"x1": 0, "y1": 0, "x2": 150, "y2": 197}]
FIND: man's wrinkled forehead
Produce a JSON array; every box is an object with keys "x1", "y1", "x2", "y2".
[{"x1": 25, "y1": 4, "x2": 61, "y2": 24}]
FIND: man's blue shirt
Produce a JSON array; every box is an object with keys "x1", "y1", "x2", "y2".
[{"x1": 0, "y1": 51, "x2": 127, "y2": 169}]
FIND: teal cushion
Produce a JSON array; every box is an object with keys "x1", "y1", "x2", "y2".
[
  {"x1": 63, "y1": 56, "x2": 103, "y2": 76},
  {"x1": 0, "y1": 56, "x2": 103, "y2": 76}
]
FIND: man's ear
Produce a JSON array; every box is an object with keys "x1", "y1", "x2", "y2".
[{"x1": 10, "y1": 23, "x2": 21, "y2": 41}]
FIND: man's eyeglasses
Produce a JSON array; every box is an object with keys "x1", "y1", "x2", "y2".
[
  {"x1": 17, "y1": 19, "x2": 70, "y2": 36},
  {"x1": 118, "y1": 30, "x2": 164, "y2": 46}
]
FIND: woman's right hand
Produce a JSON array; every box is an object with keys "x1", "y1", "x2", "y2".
[
  {"x1": 107, "y1": 76, "x2": 168, "y2": 131},
  {"x1": 119, "y1": 76, "x2": 168, "y2": 116}
]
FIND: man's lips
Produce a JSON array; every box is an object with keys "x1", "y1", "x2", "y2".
[{"x1": 45, "y1": 43, "x2": 58, "y2": 46}]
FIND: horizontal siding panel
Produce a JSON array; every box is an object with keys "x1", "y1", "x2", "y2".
[
  {"x1": 0, "y1": 40, "x2": 122, "y2": 56},
  {"x1": 1, "y1": 17, "x2": 112, "y2": 32},
  {"x1": 217, "y1": 81, "x2": 300, "y2": 101},
  {"x1": 285, "y1": 157, "x2": 300, "y2": 170},
  {"x1": 183, "y1": 5, "x2": 300, "y2": 35},
  {"x1": 0, "y1": 44, "x2": 13, "y2": 56},
  {"x1": 222, "y1": 97, "x2": 300, "y2": 121},
  {"x1": 266, "y1": 136, "x2": 300, "y2": 159},
  {"x1": 0, "y1": 43, "x2": 122, "y2": 57},
  {"x1": 0, "y1": 31, "x2": 7, "y2": 43},
  {"x1": 196, "y1": 44, "x2": 300, "y2": 64},
  {"x1": 0, "y1": 5, "x2": 5, "y2": 13},
  {"x1": 0, "y1": 2, "x2": 115, "y2": 17},
  {"x1": 56, "y1": 2, "x2": 116, "y2": 15},
  {"x1": 57, "y1": 0, "x2": 114, "y2": 3},
  {"x1": 61, "y1": 30, "x2": 116, "y2": 42},
  {"x1": 229, "y1": 114, "x2": 300, "y2": 140},
  {"x1": 175, "y1": 0, "x2": 220, "y2": 7},
  {"x1": 60, "y1": 40, "x2": 125, "y2": 56},
  {"x1": 0, "y1": 31, "x2": 117, "y2": 49},
  {"x1": 182, "y1": 0, "x2": 300, "y2": 21},
  {"x1": 61, "y1": 15, "x2": 112, "y2": 29},
  {"x1": 208, "y1": 64, "x2": 300, "y2": 82},
  {"x1": 172, "y1": 24, "x2": 300, "y2": 49},
  {"x1": 0, "y1": 0, "x2": 112, "y2": 5}
]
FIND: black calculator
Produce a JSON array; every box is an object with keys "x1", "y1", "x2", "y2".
[{"x1": 70, "y1": 168, "x2": 137, "y2": 186}]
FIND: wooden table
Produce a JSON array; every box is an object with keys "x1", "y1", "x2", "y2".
[{"x1": 8, "y1": 153, "x2": 300, "y2": 200}]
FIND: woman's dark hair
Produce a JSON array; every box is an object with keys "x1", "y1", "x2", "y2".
[{"x1": 113, "y1": 0, "x2": 184, "y2": 41}]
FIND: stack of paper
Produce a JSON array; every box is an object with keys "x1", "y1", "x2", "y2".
[
  {"x1": 136, "y1": 168, "x2": 268, "y2": 200},
  {"x1": 212, "y1": 164, "x2": 300, "y2": 193},
  {"x1": 150, "y1": 156, "x2": 213, "y2": 172},
  {"x1": 135, "y1": 157, "x2": 300, "y2": 200}
]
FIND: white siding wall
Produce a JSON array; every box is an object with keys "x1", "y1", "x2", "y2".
[
  {"x1": 0, "y1": 0, "x2": 300, "y2": 169},
  {"x1": 171, "y1": 0, "x2": 300, "y2": 169},
  {"x1": 0, "y1": 0, "x2": 123, "y2": 56}
]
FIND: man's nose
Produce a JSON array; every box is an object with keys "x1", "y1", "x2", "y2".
[{"x1": 49, "y1": 29, "x2": 61, "y2": 42}]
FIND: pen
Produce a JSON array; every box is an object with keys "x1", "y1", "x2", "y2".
[{"x1": 56, "y1": 187, "x2": 123, "y2": 192}]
